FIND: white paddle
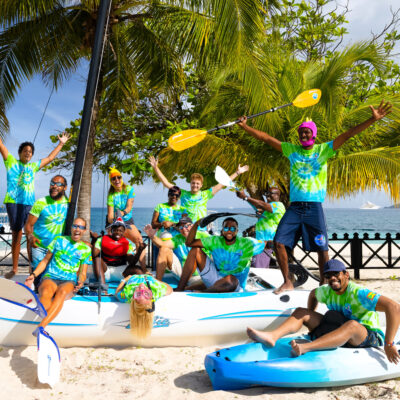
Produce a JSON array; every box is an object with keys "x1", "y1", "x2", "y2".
[
  {"x1": 37, "y1": 327, "x2": 61, "y2": 386},
  {"x1": 214, "y1": 166, "x2": 260, "y2": 214}
]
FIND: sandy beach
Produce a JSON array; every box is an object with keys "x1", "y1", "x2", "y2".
[{"x1": 1, "y1": 248, "x2": 400, "y2": 400}]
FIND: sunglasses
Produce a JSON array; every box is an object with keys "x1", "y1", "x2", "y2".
[
  {"x1": 266, "y1": 191, "x2": 279, "y2": 196},
  {"x1": 178, "y1": 223, "x2": 192, "y2": 230},
  {"x1": 133, "y1": 288, "x2": 153, "y2": 300},
  {"x1": 50, "y1": 181, "x2": 65, "y2": 187},
  {"x1": 111, "y1": 176, "x2": 122, "y2": 181},
  {"x1": 223, "y1": 226, "x2": 237, "y2": 232},
  {"x1": 168, "y1": 192, "x2": 180, "y2": 197},
  {"x1": 323, "y1": 271, "x2": 341, "y2": 279},
  {"x1": 72, "y1": 224, "x2": 86, "y2": 230}
]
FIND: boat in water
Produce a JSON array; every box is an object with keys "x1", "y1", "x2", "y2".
[
  {"x1": 0, "y1": 269, "x2": 320, "y2": 348},
  {"x1": 360, "y1": 201, "x2": 381, "y2": 210}
]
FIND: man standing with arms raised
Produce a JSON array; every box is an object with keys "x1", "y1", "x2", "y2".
[
  {"x1": 25, "y1": 175, "x2": 69, "y2": 288},
  {"x1": 238, "y1": 100, "x2": 392, "y2": 293}
]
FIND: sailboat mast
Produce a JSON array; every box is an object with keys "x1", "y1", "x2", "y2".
[{"x1": 64, "y1": 0, "x2": 112, "y2": 235}]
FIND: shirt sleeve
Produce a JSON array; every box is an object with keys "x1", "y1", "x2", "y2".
[
  {"x1": 154, "y1": 203, "x2": 162, "y2": 212},
  {"x1": 248, "y1": 237, "x2": 265, "y2": 256},
  {"x1": 318, "y1": 141, "x2": 336, "y2": 163},
  {"x1": 94, "y1": 238, "x2": 102, "y2": 251},
  {"x1": 281, "y1": 142, "x2": 296, "y2": 158},
  {"x1": 200, "y1": 236, "x2": 214, "y2": 250},
  {"x1": 205, "y1": 188, "x2": 214, "y2": 200},
  {"x1": 107, "y1": 193, "x2": 114, "y2": 207},
  {"x1": 357, "y1": 288, "x2": 381, "y2": 311},
  {"x1": 34, "y1": 160, "x2": 41, "y2": 172},
  {"x1": 30, "y1": 199, "x2": 45, "y2": 218},
  {"x1": 127, "y1": 242, "x2": 135, "y2": 255},
  {"x1": 82, "y1": 248, "x2": 93, "y2": 266},
  {"x1": 47, "y1": 237, "x2": 58, "y2": 254},
  {"x1": 4, "y1": 153, "x2": 16, "y2": 170},
  {"x1": 315, "y1": 285, "x2": 329, "y2": 304},
  {"x1": 127, "y1": 186, "x2": 135, "y2": 199}
]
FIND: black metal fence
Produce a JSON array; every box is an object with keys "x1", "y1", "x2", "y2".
[{"x1": 294, "y1": 233, "x2": 400, "y2": 279}]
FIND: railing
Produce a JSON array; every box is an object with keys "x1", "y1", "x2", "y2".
[{"x1": 294, "y1": 233, "x2": 400, "y2": 279}]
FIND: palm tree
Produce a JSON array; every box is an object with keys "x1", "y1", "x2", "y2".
[
  {"x1": 159, "y1": 40, "x2": 400, "y2": 205},
  {"x1": 0, "y1": 0, "x2": 264, "y2": 228}
]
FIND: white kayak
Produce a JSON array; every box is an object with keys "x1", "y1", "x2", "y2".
[{"x1": 0, "y1": 269, "x2": 318, "y2": 348}]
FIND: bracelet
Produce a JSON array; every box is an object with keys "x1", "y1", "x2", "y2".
[
  {"x1": 30, "y1": 272, "x2": 36, "y2": 278},
  {"x1": 385, "y1": 341, "x2": 395, "y2": 347}
]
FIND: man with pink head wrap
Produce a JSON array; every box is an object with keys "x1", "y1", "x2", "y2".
[{"x1": 238, "y1": 99, "x2": 392, "y2": 293}]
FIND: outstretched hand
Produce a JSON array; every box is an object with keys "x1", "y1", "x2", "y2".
[
  {"x1": 385, "y1": 344, "x2": 400, "y2": 364},
  {"x1": 370, "y1": 100, "x2": 392, "y2": 121},
  {"x1": 148, "y1": 156, "x2": 158, "y2": 169},
  {"x1": 236, "y1": 190, "x2": 246, "y2": 200},
  {"x1": 144, "y1": 224, "x2": 157, "y2": 238},
  {"x1": 237, "y1": 116, "x2": 248, "y2": 128},
  {"x1": 58, "y1": 132, "x2": 70, "y2": 145},
  {"x1": 237, "y1": 164, "x2": 249, "y2": 175}
]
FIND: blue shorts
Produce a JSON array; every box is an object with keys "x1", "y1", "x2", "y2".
[
  {"x1": 356, "y1": 329, "x2": 383, "y2": 348},
  {"x1": 274, "y1": 202, "x2": 329, "y2": 251},
  {"x1": 5, "y1": 203, "x2": 32, "y2": 231}
]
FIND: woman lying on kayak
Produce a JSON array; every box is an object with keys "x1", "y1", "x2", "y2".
[
  {"x1": 24, "y1": 217, "x2": 92, "y2": 335},
  {"x1": 115, "y1": 267, "x2": 172, "y2": 339}
]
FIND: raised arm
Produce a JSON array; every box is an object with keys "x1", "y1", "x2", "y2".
[
  {"x1": 236, "y1": 190, "x2": 271, "y2": 212},
  {"x1": 333, "y1": 100, "x2": 392, "y2": 150},
  {"x1": 144, "y1": 224, "x2": 174, "y2": 249},
  {"x1": 0, "y1": 137, "x2": 9, "y2": 160},
  {"x1": 185, "y1": 220, "x2": 204, "y2": 247},
  {"x1": 238, "y1": 116, "x2": 282, "y2": 153},
  {"x1": 148, "y1": 156, "x2": 174, "y2": 189},
  {"x1": 212, "y1": 164, "x2": 249, "y2": 195},
  {"x1": 376, "y1": 295, "x2": 400, "y2": 364},
  {"x1": 40, "y1": 132, "x2": 70, "y2": 169}
]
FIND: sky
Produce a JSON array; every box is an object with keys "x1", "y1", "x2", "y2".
[{"x1": 0, "y1": 1, "x2": 398, "y2": 210}]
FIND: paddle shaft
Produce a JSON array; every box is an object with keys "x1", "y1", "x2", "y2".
[{"x1": 206, "y1": 102, "x2": 293, "y2": 133}]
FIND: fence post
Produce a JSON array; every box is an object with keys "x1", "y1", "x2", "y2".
[
  {"x1": 351, "y1": 233, "x2": 362, "y2": 279},
  {"x1": 387, "y1": 233, "x2": 392, "y2": 268}
]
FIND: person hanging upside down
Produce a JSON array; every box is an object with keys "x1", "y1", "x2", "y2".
[
  {"x1": 115, "y1": 268, "x2": 172, "y2": 339},
  {"x1": 148, "y1": 156, "x2": 249, "y2": 227},
  {"x1": 247, "y1": 259, "x2": 400, "y2": 364},
  {"x1": 107, "y1": 167, "x2": 147, "y2": 270},
  {"x1": 238, "y1": 100, "x2": 392, "y2": 293},
  {"x1": 24, "y1": 217, "x2": 92, "y2": 335}
]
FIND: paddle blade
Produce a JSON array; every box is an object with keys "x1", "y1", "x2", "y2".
[
  {"x1": 292, "y1": 89, "x2": 321, "y2": 108},
  {"x1": 168, "y1": 129, "x2": 207, "y2": 151},
  {"x1": 215, "y1": 166, "x2": 238, "y2": 190},
  {"x1": 37, "y1": 328, "x2": 61, "y2": 386}
]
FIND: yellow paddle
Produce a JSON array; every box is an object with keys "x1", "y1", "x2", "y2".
[{"x1": 168, "y1": 89, "x2": 322, "y2": 151}]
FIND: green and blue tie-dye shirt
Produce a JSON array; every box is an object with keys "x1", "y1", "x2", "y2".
[
  {"x1": 200, "y1": 236, "x2": 265, "y2": 289},
  {"x1": 154, "y1": 202, "x2": 187, "y2": 237},
  {"x1": 107, "y1": 185, "x2": 135, "y2": 222},
  {"x1": 30, "y1": 195, "x2": 69, "y2": 248},
  {"x1": 43, "y1": 236, "x2": 92, "y2": 282},
  {"x1": 255, "y1": 201, "x2": 286, "y2": 241},
  {"x1": 315, "y1": 281, "x2": 384, "y2": 341},
  {"x1": 282, "y1": 142, "x2": 335, "y2": 202},
  {"x1": 118, "y1": 275, "x2": 168, "y2": 303},
  {"x1": 3, "y1": 154, "x2": 41, "y2": 205},
  {"x1": 180, "y1": 188, "x2": 213, "y2": 223}
]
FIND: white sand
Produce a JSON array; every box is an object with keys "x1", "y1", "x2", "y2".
[{"x1": 1, "y1": 247, "x2": 400, "y2": 399}]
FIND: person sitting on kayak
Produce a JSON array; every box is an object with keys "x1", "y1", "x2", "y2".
[
  {"x1": 24, "y1": 217, "x2": 92, "y2": 335},
  {"x1": 144, "y1": 216, "x2": 210, "y2": 285},
  {"x1": 148, "y1": 156, "x2": 249, "y2": 227},
  {"x1": 115, "y1": 269, "x2": 172, "y2": 339},
  {"x1": 247, "y1": 259, "x2": 400, "y2": 364},
  {"x1": 175, "y1": 217, "x2": 265, "y2": 292},
  {"x1": 92, "y1": 217, "x2": 146, "y2": 284},
  {"x1": 238, "y1": 100, "x2": 392, "y2": 293},
  {"x1": 236, "y1": 187, "x2": 285, "y2": 268}
]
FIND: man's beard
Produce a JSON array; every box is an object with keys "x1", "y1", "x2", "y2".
[{"x1": 50, "y1": 190, "x2": 65, "y2": 200}]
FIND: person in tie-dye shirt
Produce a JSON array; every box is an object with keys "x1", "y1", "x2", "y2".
[
  {"x1": 24, "y1": 218, "x2": 91, "y2": 334},
  {"x1": 0, "y1": 133, "x2": 70, "y2": 279},
  {"x1": 238, "y1": 100, "x2": 392, "y2": 293},
  {"x1": 148, "y1": 156, "x2": 249, "y2": 225},
  {"x1": 176, "y1": 217, "x2": 265, "y2": 292}
]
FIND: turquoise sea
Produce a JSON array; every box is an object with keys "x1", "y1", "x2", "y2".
[{"x1": 90, "y1": 207, "x2": 400, "y2": 238}]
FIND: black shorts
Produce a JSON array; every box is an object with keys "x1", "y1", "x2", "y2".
[{"x1": 6, "y1": 203, "x2": 32, "y2": 231}]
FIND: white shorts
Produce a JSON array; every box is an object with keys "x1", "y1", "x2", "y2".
[
  {"x1": 169, "y1": 253, "x2": 201, "y2": 286},
  {"x1": 87, "y1": 264, "x2": 126, "y2": 283},
  {"x1": 200, "y1": 257, "x2": 241, "y2": 292}
]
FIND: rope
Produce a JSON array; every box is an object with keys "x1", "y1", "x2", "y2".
[{"x1": 33, "y1": 86, "x2": 55, "y2": 144}]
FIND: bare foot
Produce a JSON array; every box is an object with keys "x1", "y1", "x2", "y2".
[
  {"x1": 5, "y1": 270, "x2": 16, "y2": 280},
  {"x1": 247, "y1": 327, "x2": 276, "y2": 346},
  {"x1": 273, "y1": 281, "x2": 294, "y2": 294},
  {"x1": 290, "y1": 339, "x2": 309, "y2": 357}
]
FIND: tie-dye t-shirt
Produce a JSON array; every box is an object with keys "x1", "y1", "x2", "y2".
[
  {"x1": 30, "y1": 195, "x2": 69, "y2": 248},
  {"x1": 154, "y1": 202, "x2": 187, "y2": 237},
  {"x1": 107, "y1": 185, "x2": 135, "y2": 222},
  {"x1": 117, "y1": 275, "x2": 168, "y2": 303},
  {"x1": 171, "y1": 231, "x2": 211, "y2": 269},
  {"x1": 255, "y1": 202, "x2": 286, "y2": 241},
  {"x1": 200, "y1": 236, "x2": 265, "y2": 288},
  {"x1": 43, "y1": 236, "x2": 92, "y2": 282},
  {"x1": 180, "y1": 189, "x2": 213, "y2": 223},
  {"x1": 282, "y1": 142, "x2": 335, "y2": 202},
  {"x1": 3, "y1": 154, "x2": 41, "y2": 205},
  {"x1": 315, "y1": 281, "x2": 384, "y2": 341}
]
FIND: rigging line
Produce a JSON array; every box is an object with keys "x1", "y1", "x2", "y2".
[{"x1": 33, "y1": 86, "x2": 55, "y2": 144}]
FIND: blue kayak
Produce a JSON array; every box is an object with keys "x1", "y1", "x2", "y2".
[{"x1": 205, "y1": 335, "x2": 400, "y2": 389}]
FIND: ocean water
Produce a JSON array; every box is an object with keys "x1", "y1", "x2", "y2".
[{"x1": 90, "y1": 207, "x2": 400, "y2": 238}]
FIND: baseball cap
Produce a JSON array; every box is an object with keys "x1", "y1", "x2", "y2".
[
  {"x1": 324, "y1": 259, "x2": 346, "y2": 273},
  {"x1": 178, "y1": 216, "x2": 193, "y2": 225}
]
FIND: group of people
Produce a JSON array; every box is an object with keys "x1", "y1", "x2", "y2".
[{"x1": 2, "y1": 99, "x2": 399, "y2": 362}]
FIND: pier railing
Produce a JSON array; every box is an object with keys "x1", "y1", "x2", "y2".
[{"x1": 294, "y1": 233, "x2": 400, "y2": 279}]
